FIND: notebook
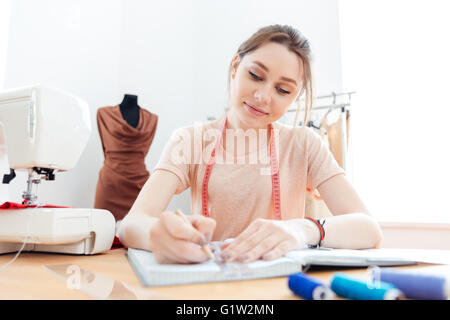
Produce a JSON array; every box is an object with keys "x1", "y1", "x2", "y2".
[{"x1": 127, "y1": 246, "x2": 450, "y2": 287}]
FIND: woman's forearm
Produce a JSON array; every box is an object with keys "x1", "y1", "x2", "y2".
[
  {"x1": 117, "y1": 170, "x2": 181, "y2": 251},
  {"x1": 301, "y1": 213, "x2": 383, "y2": 249}
]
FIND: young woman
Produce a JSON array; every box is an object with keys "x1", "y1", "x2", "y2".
[{"x1": 118, "y1": 25, "x2": 382, "y2": 264}]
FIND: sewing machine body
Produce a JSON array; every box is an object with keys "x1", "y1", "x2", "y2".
[
  {"x1": 0, "y1": 208, "x2": 115, "y2": 254},
  {"x1": 0, "y1": 85, "x2": 115, "y2": 255}
]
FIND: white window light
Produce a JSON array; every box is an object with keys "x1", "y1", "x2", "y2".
[{"x1": 338, "y1": 0, "x2": 450, "y2": 223}]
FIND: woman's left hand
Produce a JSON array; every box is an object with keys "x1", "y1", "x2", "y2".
[{"x1": 220, "y1": 218, "x2": 314, "y2": 263}]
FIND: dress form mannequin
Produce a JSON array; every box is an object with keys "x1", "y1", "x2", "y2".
[
  {"x1": 95, "y1": 98, "x2": 158, "y2": 222},
  {"x1": 119, "y1": 94, "x2": 140, "y2": 128}
]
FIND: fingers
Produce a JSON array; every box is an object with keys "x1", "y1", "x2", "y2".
[
  {"x1": 261, "y1": 239, "x2": 295, "y2": 261},
  {"x1": 222, "y1": 219, "x2": 264, "y2": 254},
  {"x1": 189, "y1": 215, "x2": 216, "y2": 242},
  {"x1": 237, "y1": 234, "x2": 279, "y2": 263},
  {"x1": 220, "y1": 242, "x2": 231, "y2": 250},
  {"x1": 222, "y1": 219, "x2": 274, "y2": 262},
  {"x1": 161, "y1": 211, "x2": 207, "y2": 245},
  {"x1": 150, "y1": 211, "x2": 218, "y2": 264},
  {"x1": 223, "y1": 228, "x2": 270, "y2": 262},
  {"x1": 221, "y1": 219, "x2": 298, "y2": 263},
  {"x1": 154, "y1": 240, "x2": 210, "y2": 264}
]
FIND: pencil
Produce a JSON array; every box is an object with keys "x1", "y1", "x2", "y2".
[{"x1": 174, "y1": 209, "x2": 214, "y2": 260}]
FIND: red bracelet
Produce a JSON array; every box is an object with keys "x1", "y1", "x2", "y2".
[{"x1": 304, "y1": 217, "x2": 326, "y2": 246}]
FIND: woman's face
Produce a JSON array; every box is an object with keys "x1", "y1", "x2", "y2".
[{"x1": 229, "y1": 41, "x2": 304, "y2": 129}]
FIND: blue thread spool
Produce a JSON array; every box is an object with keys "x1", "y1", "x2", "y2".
[
  {"x1": 330, "y1": 273, "x2": 403, "y2": 300},
  {"x1": 288, "y1": 273, "x2": 335, "y2": 300},
  {"x1": 373, "y1": 268, "x2": 448, "y2": 300}
]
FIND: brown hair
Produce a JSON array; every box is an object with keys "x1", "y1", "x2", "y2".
[{"x1": 228, "y1": 24, "x2": 314, "y2": 128}]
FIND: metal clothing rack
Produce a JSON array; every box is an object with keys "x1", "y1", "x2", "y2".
[
  {"x1": 286, "y1": 91, "x2": 355, "y2": 112},
  {"x1": 286, "y1": 91, "x2": 355, "y2": 170}
]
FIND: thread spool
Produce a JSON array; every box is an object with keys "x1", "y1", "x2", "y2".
[
  {"x1": 373, "y1": 268, "x2": 449, "y2": 300},
  {"x1": 330, "y1": 273, "x2": 403, "y2": 300},
  {"x1": 288, "y1": 273, "x2": 335, "y2": 300}
]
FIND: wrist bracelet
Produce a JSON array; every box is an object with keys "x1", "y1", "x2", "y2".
[{"x1": 304, "y1": 217, "x2": 326, "y2": 247}]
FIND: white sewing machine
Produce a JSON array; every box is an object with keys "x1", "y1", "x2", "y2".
[{"x1": 0, "y1": 84, "x2": 115, "y2": 255}]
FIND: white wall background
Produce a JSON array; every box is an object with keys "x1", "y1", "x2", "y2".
[
  {"x1": 1, "y1": 0, "x2": 344, "y2": 214},
  {"x1": 3, "y1": 0, "x2": 122, "y2": 209},
  {"x1": 0, "y1": 0, "x2": 11, "y2": 202},
  {"x1": 339, "y1": 0, "x2": 450, "y2": 223},
  {"x1": 0, "y1": 0, "x2": 10, "y2": 90}
]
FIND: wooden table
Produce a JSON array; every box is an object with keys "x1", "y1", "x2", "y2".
[{"x1": 0, "y1": 248, "x2": 447, "y2": 300}]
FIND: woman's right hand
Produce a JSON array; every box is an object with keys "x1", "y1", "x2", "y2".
[{"x1": 149, "y1": 211, "x2": 216, "y2": 264}]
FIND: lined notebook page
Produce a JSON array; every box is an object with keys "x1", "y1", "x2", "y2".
[{"x1": 127, "y1": 248, "x2": 303, "y2": 287}]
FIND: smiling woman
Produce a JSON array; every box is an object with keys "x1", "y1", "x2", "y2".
[
  {"x1": 227, "y1": 25, "x2": 313, "y2": 130},
  {"x1": 118, "y1": 24, "x2": 382, "y2": 264},
  {"x1": 227, "y1": 42, "x2": 304, "y2": 130}
]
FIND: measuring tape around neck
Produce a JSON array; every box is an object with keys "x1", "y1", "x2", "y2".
[{"x1": 201, "y1": 116, "x2": 281, "y2": 220}]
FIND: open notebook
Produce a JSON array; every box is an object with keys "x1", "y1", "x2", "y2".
[{"x1": 127, "y1": 246, "x2": 450, "y2": 287}]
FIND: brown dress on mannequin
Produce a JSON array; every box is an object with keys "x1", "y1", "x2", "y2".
[{"x1": 94, "y1": 105, "x2": 158, "y2": 221}]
